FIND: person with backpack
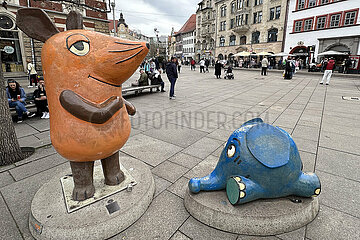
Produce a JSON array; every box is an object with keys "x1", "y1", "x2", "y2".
[{"x1": 320, "y1": 58, "x2": 336, "y2": 85}]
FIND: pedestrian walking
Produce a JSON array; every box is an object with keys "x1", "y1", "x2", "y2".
[
  {"x1": 215, "y1": 60, "x2": 222, "y2": 79},
  {"x1": 205, "y1": 59, "x2": 210, "y2": 72},
  {"x1": 27, "y1": 60, "x2": 37, "y2": 88},
  {"x1": 320, "y1": 57, "x2": 335, "y2": 85},
  {"x1": 166, "y1": 57, "x2": 178, "y2": 99},
  {"x1": 261, "y1": 56, "x2": 269, "y2": 76},
  {"x1": 199, "y1": 59, "x2": 205, "y2": 73},
  {"x1": 344, "y1": 58, "x2": 352, "y2": 74}
]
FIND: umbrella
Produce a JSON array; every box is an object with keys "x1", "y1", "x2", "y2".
[
  {"x1": 274, "y1": 52, "x2": 295, "y2": 57},
  {"x1": 256, "y1": 51, "x2": 273, "y2": 56},
  {"x1": 234, "y1": 51, "x2": 251, "y2": 57},
  {"x1": 318, "y1": 50, "x2": 348, "y2": 56}
]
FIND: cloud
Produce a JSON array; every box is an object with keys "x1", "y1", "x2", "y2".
[{"x1": 110, "y1": 0, "x2": 199, "y2": 37}]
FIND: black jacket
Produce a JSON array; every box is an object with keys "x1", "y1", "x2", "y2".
[{"x1": 166, "y1": 62, "x2": 178, "y2": 79}]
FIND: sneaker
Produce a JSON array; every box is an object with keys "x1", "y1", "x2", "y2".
[
  {"x1": 17, "y1": 118, "x2": 23, "y2": 123},
  {"x1": 161, "y1": 90, "x2": 166, "y2": 92},
  {"x1": 325, "y1": 83, "x2": 329, "y2": 85},
  {"x1": 27, "y1": 112, "x2": 36, "y2": 118},
  {"x1": 27, "y1": 85, "x2": 34, "y2": 88},
  {"x1": 319, "y1": 82, "x2": 323, "y2": 85},
  {"x1": 169, "y1": 96, "x2": 175, "y2": 100},
  {"x1": 41, "y1": 112, "x2": 46, "y2": 119},
  {"x1": 44, "y1": 112, "x2": 50, "y2": 119}
]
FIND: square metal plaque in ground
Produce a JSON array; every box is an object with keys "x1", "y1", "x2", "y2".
[{"x1": 60, "y1": 164, "x2": 137, "y2": 213}]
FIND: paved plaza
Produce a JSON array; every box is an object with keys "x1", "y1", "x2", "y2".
[{"x1": 1, "y1": 67, "x2": 359, "y2": 239}]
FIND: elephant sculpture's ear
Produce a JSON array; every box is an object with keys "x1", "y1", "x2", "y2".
[
  {"x1": 241, "y1": 118, "x2": 263, "y2": 128},
  {"x1": 246, "y1": 123, "x2": 290, "y2": 168}
]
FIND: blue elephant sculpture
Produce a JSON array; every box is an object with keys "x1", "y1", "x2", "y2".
[{"x1": 189, "y1": 118, "x2": 321, "y2": 205}]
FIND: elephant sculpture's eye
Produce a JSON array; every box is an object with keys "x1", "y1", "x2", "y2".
[
  {"x1": 227, "y1": 144, "x2": 236, "y2": 158},
  {"x1": 69, "y1": 41, "x2": 90, "y2": 56}
]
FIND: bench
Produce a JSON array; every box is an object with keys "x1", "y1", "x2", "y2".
[{"x1": 122, "y1": 84, "x2": 161, "y2": 95}]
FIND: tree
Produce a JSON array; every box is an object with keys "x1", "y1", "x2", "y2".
[{"x1": 0, "y1": 54, "x2": 24, "y2": 166}]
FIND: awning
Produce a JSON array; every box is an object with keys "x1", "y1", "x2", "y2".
[{"x1": 318, "y1": 50, "x2": 349, "y2": 56}]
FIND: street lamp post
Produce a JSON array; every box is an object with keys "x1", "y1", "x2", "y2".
[{"x1": 111, "y1": 2, "x2": 116, "y2": 36}]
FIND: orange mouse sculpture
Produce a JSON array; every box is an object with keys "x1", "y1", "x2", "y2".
[{"x1": 16, "y1": 8, "x2": 149, "y2": 201}]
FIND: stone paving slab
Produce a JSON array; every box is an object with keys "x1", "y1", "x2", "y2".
[{"x1": 1, "y1": 68, "x2": 359, "y2": 239}]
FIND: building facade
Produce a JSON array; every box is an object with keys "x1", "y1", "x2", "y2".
[
  {"x1": 174, "y1": 14, "x2": 196, "y2": 61},
  {"x1": 1, "y1": 0, "x2": 109, "y2": 77},
  {"x1": 214, "y1": 0, "x2": 288, "y2": 61},
  {"x1": 284, "y1": 0, "x2": 360, "y2": 65},
  {"x1": 196, "y1": 0, "x2": 216, "y2": 61}
]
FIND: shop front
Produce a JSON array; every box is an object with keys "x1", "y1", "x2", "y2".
[{"x1": 0, "y1": 13, "x2": 25, "y2": 74}]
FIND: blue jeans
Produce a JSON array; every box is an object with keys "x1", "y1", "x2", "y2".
[
  {"x1": 168, "y1": 77, "x2": 177, "y2": 97},
  {"x1": 9, "y1": 101, "x2": 27, "y2": 118}
]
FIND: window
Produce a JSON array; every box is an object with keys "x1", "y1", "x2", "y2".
[
  {"x1": 230, "y1": 18, "x2": 235, "y2": 29},
  {"x1": 316, "y1": 16, "x2": 327, "y2": 29},
  {"x1": 220, "y1": 21, "x2": 227, "y2": 31},
  {"x1": 268, "y1": 28, "x2": 278, "y2": 42},
  {"x1": 308, "y1": 0, "x2": 316, "y2": 7},
  {"x1": 258, "y1": 11, "x2": 262, "y2": 23},
  {"x1": 297, "y1": 0, "x2": 305, "y2": 10},
  {"x1": 236, "y1": 14, "x2": 243, "y2": 26},
  {"x1": 220, "y1": 36, "x2": 225, "y2": 47},
  {"x1": 270, "y1": 8, "x2": 275, "y2": 20},
  {"x1": 221, "y1": 6, "x2": 227, "y2": 17},
  {"x1": 320, "y1": 0, "x2": 329, "y2": 5},
  {"x1": 344, "y1": 11, "x2": 357, "y2": 26},
  {"x1": 254, "y1": 0, "x2": 263, "y2": 6},
  {"x1": 237, "y1": 0, "x2": 243, "y2": 9},
  {"x1": 304, "y1": 18, "x2": 313, "y2": 31},
  {"x1": 253, "y1": 12, "x2": 257, "y2": 24},
  {"x1": 275, "y1": 6, "x2": 281, "y2": 19},
  {"x1": 231, "y1": 2, "x2": 236, "y2": 14},
  {"x1": 245, "y1": 14, "x2": 248, "y2": 24},
  {"x1": 240, "y1": 36, "x2": 246, "y2": 44},
  {"x1": 294, "y1": 20, "x2": 303, "y2": 32},
  {"x1": 330, "y1": 13, "x2": 341, "y2": 27},
  {"x1": 252, "y1": 31, "x2": 260, "y2": 44},
  {"x1": 230, "y1": 35, "x2": 236, "y2": 46},
  {"x1": 208, "y1": 12, "x2": 211, "y2": 19}
]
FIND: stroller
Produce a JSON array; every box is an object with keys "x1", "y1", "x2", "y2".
[{"x1": 224, "y1": 66, "x2": 234, "y2": 79}]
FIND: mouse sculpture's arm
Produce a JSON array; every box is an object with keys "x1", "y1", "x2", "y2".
[{"x1": 124, "y1": 98, "x2": 136, "y2": 116}]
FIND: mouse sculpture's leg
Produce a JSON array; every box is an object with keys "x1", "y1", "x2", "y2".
[
  {"x1": 70, "y1": 161, "x2": 95, "y2": 201},
  {"x1": 226, "y1": 176, "x2": 266, "y2": 205},
  {"x1": 101, "y1": 151, "x2": 125, "y2": 185}
]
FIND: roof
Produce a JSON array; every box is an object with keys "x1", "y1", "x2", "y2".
[{"x1": 177, "y1": 14, "x2": 196, "y2": 34}]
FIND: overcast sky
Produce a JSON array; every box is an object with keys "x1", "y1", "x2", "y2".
[{"x1": 110, "y1": 0, "x2": 199, "y2": 37}]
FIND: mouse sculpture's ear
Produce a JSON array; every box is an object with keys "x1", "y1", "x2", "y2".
[
  {"x1": 66, "y1": 11, "x2": 84, "y2": 30},
  {"x1": 16, "y1": 8, "x2": 59, "y2": 43}
]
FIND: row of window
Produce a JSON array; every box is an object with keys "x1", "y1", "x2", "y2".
[
  {"x1": 218, "y1": 28, "x2": 278, "y2": 47},
  {"x1": 230, "y1": 14, "x2": 249, "y2": 28},
  {"x1": 183, "y1": 48, "x2": 195, "y2": 53},
  {"x1": 183, "y1": 39, "x2": 195, "y2": 45},
  {"x1": 296, "y1": 0, "x2": 342, "y2": 11},
  {"x1": 221, "y1": 0, "x2": 269, "y2": 18},
  {"x1": 293, "y1": 9, "x2": 358, "y2": 32}
]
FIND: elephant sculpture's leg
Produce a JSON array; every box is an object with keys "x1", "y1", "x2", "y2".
[
  {"x1": 70, "y1": 161, "x2": 95, "y2": 201},
  {"x1": 226, "y1": 176, "x2": 266, "y2": 205},
  {"x1": 292, "y1": 172, "x2": 321, "y2": 197},
  {"x1": 101, "y1": 151, "x2": 125, "y2": 185}
]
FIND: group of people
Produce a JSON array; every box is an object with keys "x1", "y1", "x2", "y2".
[{"x1": 6, "y1": 78, "x2": 49, "y2": 123}]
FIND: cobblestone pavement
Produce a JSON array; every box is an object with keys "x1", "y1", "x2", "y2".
[{"x1": 1, "y1": 67, "x2": 359, "y2": 239}]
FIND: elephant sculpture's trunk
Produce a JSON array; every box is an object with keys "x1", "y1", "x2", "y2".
[{"x1": 189, "y1": 168, "x2": 226, "y2": 193}]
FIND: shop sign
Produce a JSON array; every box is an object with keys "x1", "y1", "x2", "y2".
[{"x1": 3, "y1": 46, "x2": 14, "y2": 54}]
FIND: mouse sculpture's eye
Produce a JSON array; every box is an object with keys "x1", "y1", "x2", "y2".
[
  {"x1": 69, "y1": 41, "x2": 89, "y2": 56},
  {"x1": 227, "y1": 144, "x2": 236, "y2": 158}
]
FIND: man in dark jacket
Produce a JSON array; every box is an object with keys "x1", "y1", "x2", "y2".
[{"x1": 166, "y1": 57, "x2": 178, "y2": 99}]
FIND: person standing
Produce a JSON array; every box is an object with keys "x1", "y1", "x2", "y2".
[
  {"x1": 261, "y1": 56, "x2": 269, "y2": 76},
  {"x1": 199, "y1": 59, "x2": 205, "y2": 73},
  {"x1": 177, "y1": 59, "x2": 182, "y2": 73},
  {"x1": 205, "y1": 59, "x2": 210, "y2": 72},
  {"x1": 190, "y1": 59, "x2": 196, "y2": 71},
  {"x1": 214, "y1": 60, "x2": 222, "y2": 79},
  {"x1": 344, "y1": 58, "x2": 352, "y2": 74},
  {"x1": 6, "y1": 79, "x2": 35, "y2": 123},
  {"x1": 27, "y1": 60, "x2": 37, "y2": 88},
  {"x1": 166, "y1": 57, "x2": 178, "y2": 99},
  {"x1": 33, "y1": 77, "x2": 49, "y2": 118},
  {"x1": 320, "y1": 57, "x2": 336, "y2": 85},
  {"x1": 144, "y1": 60, "x2": 150, "y2": 73}
]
